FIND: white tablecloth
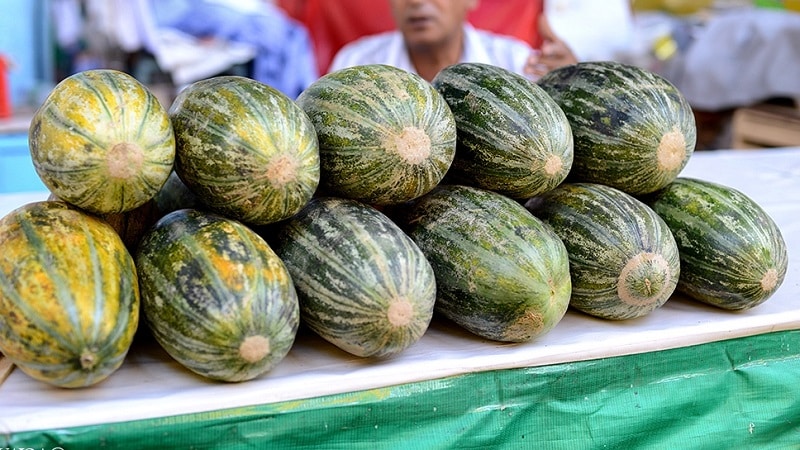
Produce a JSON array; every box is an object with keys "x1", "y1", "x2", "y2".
[{"x1": 2, "y1": 148, "x2": 799, "y2": 433}]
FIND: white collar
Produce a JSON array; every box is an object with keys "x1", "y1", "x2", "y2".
[{"x1": 389, "y1": 23, "x2": 489, "y2": 76}]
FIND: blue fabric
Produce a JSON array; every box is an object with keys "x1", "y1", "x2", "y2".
[{"x1": 151, "y1": 0, "x2": 317, "y2": 98}]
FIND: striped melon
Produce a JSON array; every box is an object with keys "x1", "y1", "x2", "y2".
[
  {"x1": 169, "y1": 76, "x2": 319, "y2": 225},
  {"x1": 537, "y1": 61, "x2": 696, "y2": 195},
  {"x1": 394, "y1": 185, "x2": 572, "y2": 342},
  {"x1": 526, "y1": 183, "x2": 680, "y2": 320},
  {"x1": 431, "y1": 62, "x2": 573, "y2": 199},
  {"x1": 266, "y1": 197, "x2": 436, "y2": 358},
  {"x1": 28, "y1": 69, "x2": 175, "y2": 214},
  {"x1": 135, "y1": 209, "x2": 299, "y2": 382},
  {"x1": 296, "y1": 64, "x2": 456, "y2": 206},
  {"x1": 644, "y1": 177, "x2": 788, "y2": 310},
  {"x1": 0, "y1": 201, "x2": 139, "y2": 388}
]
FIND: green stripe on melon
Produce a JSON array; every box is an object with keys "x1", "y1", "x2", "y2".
[
  {"x1": 644, "y1": 177, "x2": 788, "y2": 310},
  {"x1": 296, "y1": 64, "x2": 456, "y2": 206},
  {"x1": 29, "y1": 69, "x2": 175, "y2": 214},
  {"x1": 0, "y1": 201, "x2": 139, "y2": 388},
  {"x1": 537, "y1": 61, "x2": 696, "y2": 195},
  {"x1": 135, "y1": 209, "x2": 299, "y2": 382},
  {"x1": 526, "y1": 183, "x2": 680, "y2": 320},
  {"x1": 432, "y1": 62, "x2": 573, "y2": 199},
  {"x1": 266, "y1": 197, "x2": 436, "y2": 358},
  {"x1": 394, "y1": 185, "x2": 571, "y2": 342},
  {"x1": 169, "y1": 76, "x2": 319, "y2": 225}
]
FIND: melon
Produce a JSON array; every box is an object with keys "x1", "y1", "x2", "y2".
[{"x1": 296, "y1": 64, "x2": 456, "y2": 205}]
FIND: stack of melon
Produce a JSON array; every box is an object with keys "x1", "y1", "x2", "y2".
[
  {"x1": 532, "y1": 61, "x2": 787, "y2": 314},
  {"x1": 0, "y1": 70, "x2": 312, "y2": 387},
  {"x1": 0, "y1": 59, "x2": 788, "y2": 389}
]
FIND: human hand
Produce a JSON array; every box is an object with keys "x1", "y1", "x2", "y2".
[{"x1": 524, "y1": 15, "x2": 577, "y2": 79}]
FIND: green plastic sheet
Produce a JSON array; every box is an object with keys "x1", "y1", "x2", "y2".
[{"x1": 6, "y1": 329, "x2": 799, "y2": 449}]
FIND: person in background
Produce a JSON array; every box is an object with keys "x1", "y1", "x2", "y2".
[{"x1": 327, "y1": 0, "x2": 577, "y2": 82}]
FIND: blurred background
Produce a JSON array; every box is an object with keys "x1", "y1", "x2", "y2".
[{"x1": 1, "y1": 0, "x2": 800, "y2": 195}]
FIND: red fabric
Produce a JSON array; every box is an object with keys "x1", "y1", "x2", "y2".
[
  {"x1": 279, "y1": 0, "x2": 543, "y2": 75},
  {"x1": 471, "y1": 0, "x2": 544, "y2": 49},
  {"x1": 0, "y1": 55, "x2": 11, "y2": 119}
]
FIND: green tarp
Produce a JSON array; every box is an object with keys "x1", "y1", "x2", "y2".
[{"x1": 7, "y1": 329, "x2": 799, "y2": 449}]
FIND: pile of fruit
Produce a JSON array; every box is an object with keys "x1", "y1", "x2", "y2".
[{"x1": 0, "y1": 61, "x2": 788, "y2": 388}]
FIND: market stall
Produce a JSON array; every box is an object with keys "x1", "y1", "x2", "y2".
[{"x1": 1, "y1": 147, "x2": 799, "y2": 448}]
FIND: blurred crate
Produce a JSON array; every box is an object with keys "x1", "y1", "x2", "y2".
[{"x1": 731, "y1": 103, "x2": 800, "y2": 149}]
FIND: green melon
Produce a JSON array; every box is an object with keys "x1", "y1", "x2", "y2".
[
  {"x1": 296, "y1": 64, "x2": 456, "y2": 205},
  {"x1": 28, "y1": 69, "x2": 175, "y2": 214},
  {"x1": 394, "y1": 185, "x2": 572, "y2": 342},
  {"x1": 169, "y1": 76, "x2": 319, "y2": 225},
  {"x1": 266, "y1": 197, "x2": 436, "y2": 358},
  {"x1": 0, "y1": 201, "x2": 139, "y2": 388},
  {"x1": 644, "y1": 177, "x2": 788, "y2": 310},
  {"x1": 135, "y1": 209, "x2": 299, "y2": 382},
  {"x1": 526, "y1": 183, "x2": 680, "y2": 320},
  {"x1": 537, "y1": 61, "x2": 696, "y2": 195},
  {"x1": 431, "y1": 62, "x2": 573, "y2": 199},
  {"x1": 152, "y1": 170, "x2": 202, "y2": 216}
]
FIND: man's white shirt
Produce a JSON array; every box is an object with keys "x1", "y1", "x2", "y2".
[{"x1": 328, "y1": 24, "x2": 534, "y2": 78}]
